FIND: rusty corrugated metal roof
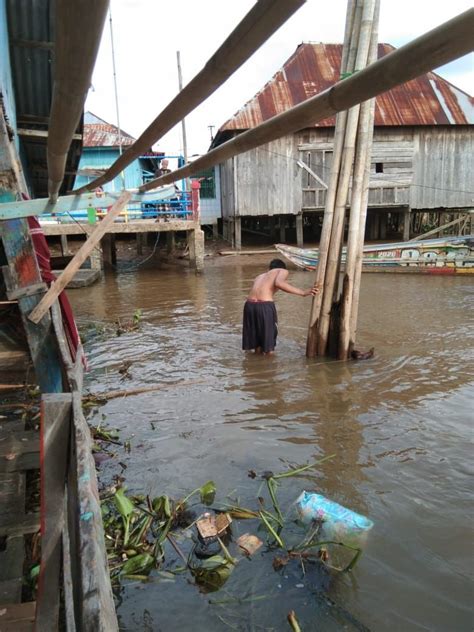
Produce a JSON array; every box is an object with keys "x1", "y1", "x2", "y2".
[
  {"x1": 83, "y1": 112, "x2": 135, "y2": 147},
  {"x1": 217, "y1": 43, "x2": 473, "y2": 137}
]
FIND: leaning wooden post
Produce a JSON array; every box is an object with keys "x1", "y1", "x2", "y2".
[
  {"x1": 339, "y1": 0, "x2": 379, "y2": 359},
  {"x1": 316, "y1": 0, "x2": 377, "y2": 357},
  {"x1": 28, "y1": 191, "x2": 131, "y2": 324},
  {"x1": 306, "y1": 0, "x2": 359, "y2": 357}
]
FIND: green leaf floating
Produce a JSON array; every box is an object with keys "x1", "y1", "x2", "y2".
[
  {"x1": 199, "y1": 481, "x2": 216, "y2": 506},
  {"x1": 114, "y1": 488, "x2": 135, "y2": 519}
]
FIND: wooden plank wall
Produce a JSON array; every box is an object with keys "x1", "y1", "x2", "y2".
[
  {"x1": 411, "y1": 128, "x2": 474, "y2": 210},
  {"x1": 220, "y1": 157, "x2": 235, "y2": 219},
  {"x1": 299, "y1": 128, "x2": 414, "y2": 210},
  {"x1": 232, "y1": 137, "x2": 302, "y2": 217}
]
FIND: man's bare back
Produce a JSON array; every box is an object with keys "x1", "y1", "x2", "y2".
[
  {"x1": 242, "y1": 259, "x2": 319, "y2": 354},
  {"x1": 247, "y1": 268, "x2": 318, "y2": 301}
]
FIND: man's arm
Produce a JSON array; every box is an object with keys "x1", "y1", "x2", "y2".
[{"x1": 274, "y1": 270, "x2": 319, "y2": 297}]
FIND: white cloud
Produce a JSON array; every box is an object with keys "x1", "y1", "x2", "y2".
[{"x1": 85, "y1": 0, "x2": 473, "y2": 157}]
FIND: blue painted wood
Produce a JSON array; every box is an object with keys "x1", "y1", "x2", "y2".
[
  {"x1": 0, "y1": 186, "x2": 176, "y2": 220},
  {"x1": 0, "y1": 192, "x2": 63, "y2": 393}
]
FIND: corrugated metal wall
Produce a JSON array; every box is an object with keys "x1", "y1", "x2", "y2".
[
  {"x1": 0, "y1": 0, "x2": 18, "y2": 145},
  {"x1": 411, "y1": 128, "x2": 473, "y2": 209}
]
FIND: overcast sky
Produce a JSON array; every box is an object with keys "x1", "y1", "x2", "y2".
[{"x1": 85, "y1": 0, "x2": 473, "y2": 161}]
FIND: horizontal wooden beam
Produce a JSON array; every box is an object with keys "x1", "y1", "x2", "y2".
[
  {"x1": 18, "y1": 128, "x2": 82, "y2": 141},
  {"x1": 11, "y1": 38, "x2": 54, "y2": 50},
  {"x1": 139, "y1": 8, "x2": 474, "y2": 192},
  {"x1": 41, "y1": 219, "x2": 198, "y2": 236},
  {"x1": 0, "y1": 185, "x2": 176, "y2": 220}
]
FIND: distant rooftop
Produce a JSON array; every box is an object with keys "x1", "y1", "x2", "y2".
[
  {"x1": 214, "y1": 43, "x2": 473, "y2": 146},
  {"x1": 83, "y1": 111, "x2": 136, "y2": 148}
]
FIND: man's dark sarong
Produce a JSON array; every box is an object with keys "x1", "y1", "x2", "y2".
[{"x1": 242, "y1": 300, "x2": 278, "y2": 353}]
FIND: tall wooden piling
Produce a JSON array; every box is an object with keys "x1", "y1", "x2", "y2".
[{"x1": 306, "y1": 0, "x2": 379, "y2": 359}]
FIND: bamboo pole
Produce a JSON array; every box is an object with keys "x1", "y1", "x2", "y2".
[
  {"x1": 306, "y1": 0, "x2": 359, "y2": 357},
  {"x1": 137, "y1": 8, "x2": 474, "y2": 194},
  {"x1": 28, "y1": 192, "x2": 131, "y2": 325},
  {"x1": 47, "y1": 0, "x2": 109, "y2": 202},
  {"x1": 339, "y1": 0, "x2": 379, "y2": 359},
  {"x1": 75, "y1": 0, "x2": 306, "y2": 194},
  {"x1": 316, "y1": 0, "x2": 376, "y2": 357}
]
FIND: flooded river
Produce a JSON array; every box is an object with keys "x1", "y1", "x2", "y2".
[{"x1": 68, "y1": 257, "x2": 473, "y2": 631}]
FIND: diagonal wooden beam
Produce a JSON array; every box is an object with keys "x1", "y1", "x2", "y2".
[
  {"x1": 138, "y1": 8, "x2": 474, "y2": 193},
  {"x1": 28, "y1": 191, "x2": 131, "y2": 324},
  {"x1": 75, "y1": 0, "x2": 306, "y2": 193}
]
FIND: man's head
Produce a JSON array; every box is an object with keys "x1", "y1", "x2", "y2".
[{"x1": 269, "y1": 258, "x2": 287, "y2": 270}]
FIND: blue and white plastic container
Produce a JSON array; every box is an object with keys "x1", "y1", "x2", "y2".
[{"x1": 296, "y1": 491, "x2": 374, "y2": 548}]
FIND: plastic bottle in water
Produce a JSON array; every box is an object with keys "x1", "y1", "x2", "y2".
[{"x1": 296, "y1": 491, "x2": 374, "y2": 548}]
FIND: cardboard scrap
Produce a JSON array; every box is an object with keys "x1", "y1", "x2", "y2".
[
  {"x1": 196, "y1": 513, "x2": 217, "y2": 540},
  {"x1": 215, "y1": 512, "x2": 232, "y2": 535},
  {"x1": 236, "y1": 533, "x2": 263, "y2": 556},
  {"x1": 196, "y1": 512, "x2": 232, "y2": 541}
]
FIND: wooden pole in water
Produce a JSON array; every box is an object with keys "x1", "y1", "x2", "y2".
[
  {"x1": 339, "y1": 0, "x2": 379, "y2": 359},
  {"x1": 306, "y1": 0, "x2": 358, "y2": 357},
  {"x1": 316, "y1": 0, "x2": 377, "y2": 358}
]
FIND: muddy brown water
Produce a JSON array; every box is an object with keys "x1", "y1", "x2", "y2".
[{"x1": 68, "y1": 257, "x2": 473, "y2": 632}]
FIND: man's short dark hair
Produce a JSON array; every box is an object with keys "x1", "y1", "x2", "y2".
[{"x1": 269, "y1": 258, "x2": 287, "y2": 270}]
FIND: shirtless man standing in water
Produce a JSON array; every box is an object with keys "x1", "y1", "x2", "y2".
[{"x1": 242, "y1": 259, "x2": 319, "y2": 354}]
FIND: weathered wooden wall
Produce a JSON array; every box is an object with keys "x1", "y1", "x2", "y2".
[
  {"x1": 219, "y1": 126, "x2": 473, "y2": 218},
  {"x1": 221, "y1": 137, "x2": 302, "y2": 217},
  {"x1": 220, "y1": 157, "x2": 236, "y2": 219},
  {"x1": 410, "y1": 127, "x2": 473, "y2": 209},
  {"x1": 299, "y1": 127, "x2": 414, "y2": 210}
]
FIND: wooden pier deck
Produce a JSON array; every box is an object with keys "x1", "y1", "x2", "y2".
[{"x1": 41, "y1": 219, "x2": 205, "y2": 271}]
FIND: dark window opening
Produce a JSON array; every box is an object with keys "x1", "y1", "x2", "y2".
[
  {"x1": 376, "y1": 162, "x2": 384, "y2": 173},
  {"x1": 192, "y1": 168, "x2": 216, "y2": 199}
]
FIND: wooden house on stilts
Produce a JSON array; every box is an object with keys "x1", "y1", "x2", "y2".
[{"x1": 212, "y1": 43, "x2": 473, "y2": 248}]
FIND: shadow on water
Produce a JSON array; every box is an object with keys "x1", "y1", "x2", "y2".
[{"x1": 69, "y1": 262, "x2": 474, "y2": 631}]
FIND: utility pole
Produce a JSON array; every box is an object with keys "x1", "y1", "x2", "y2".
[
  {"x1": 208, "y1": 125, "x2": 215, "y2": 143},
  {"x1": 176, "y1": 51, "x2": 191, "y2": 194},
  {"x1": 109, "y1": 3, "x2": 126, "y2": 190}
]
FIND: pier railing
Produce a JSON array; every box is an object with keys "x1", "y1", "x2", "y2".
[{"x1": 39, "y1": 189, "x2": 199, "y2": 224}]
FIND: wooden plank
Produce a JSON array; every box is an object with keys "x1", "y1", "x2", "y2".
[
  {"x1": 0, "y1": 430, "x2": 39, "y2": 473},
  {"x1": 62, "y1": 498, "x2": 77, "y2": 632},
  {"x1": 0, "y1": 208, "x2": 63, "y2": 393},
  {"x1": 17, "y1": 129, "x2": 82, "y2": 141},
  {"x1": 35, "y1": 394, "x2": 72, "y2": 632},
  {"x1": 0, "y1": 513, "x2": 40, "y2": 537},
  {"x1": 28, "y1": 191, "x2": 131, "y2": 324},
  {"x1": 70, "y1": 393, "x2": 118, "y2": 631},
  {"x1": 0, "y1": 186, "x2": 176, "y2": 220},
  {"x1": 0, "y1": 536, "x2": 24, "y2": 603},
  {"x1": 40, "y1": 218, "x2": 195, "y2": 236},
  {"x1": 0, "y1": 601, "x2": 36, "y2": 631}
]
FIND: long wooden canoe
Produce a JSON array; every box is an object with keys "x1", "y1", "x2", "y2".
[{"x1": 275, "y1": 236, "x2": 474, "y2": 275}]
